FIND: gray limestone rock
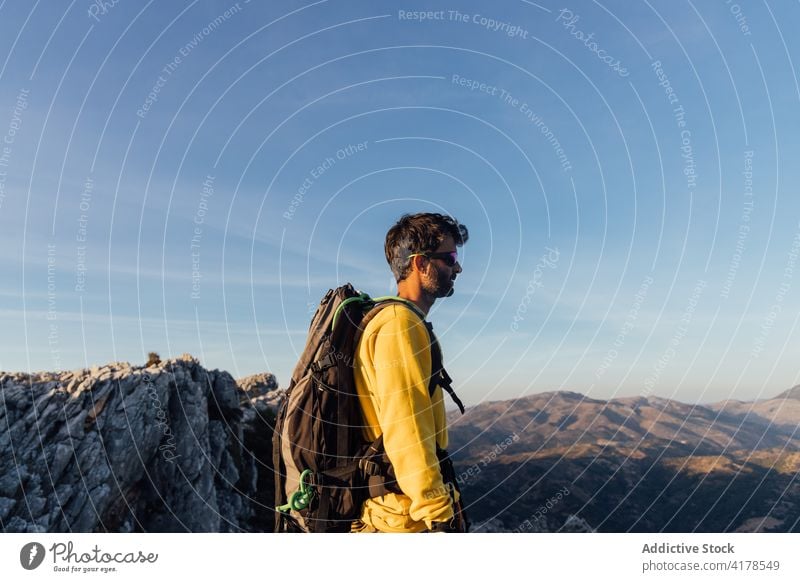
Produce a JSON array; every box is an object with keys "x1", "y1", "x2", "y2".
[{"x1": 0, "y1": 355, "x2": 271, "y2": 532}]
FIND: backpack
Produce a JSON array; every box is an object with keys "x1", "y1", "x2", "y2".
[{"x1": 272, "y1": 283, "x2": 466, "y2": 532}]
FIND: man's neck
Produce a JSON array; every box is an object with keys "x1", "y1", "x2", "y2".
[{"x1": 396, "y1": 286, "x2": 434, "y2": 316}]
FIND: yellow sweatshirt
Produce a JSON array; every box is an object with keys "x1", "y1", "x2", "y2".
[{"x1": 353, "y1": 301, "x2": 455, "y2": 532}]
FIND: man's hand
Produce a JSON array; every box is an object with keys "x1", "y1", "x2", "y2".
[
  {"x1": 427, "y1": 500, "x2": 469, "y2": 533},
  {"x1": 427, "y1": 519, "x2": 460, "y2": 533}
]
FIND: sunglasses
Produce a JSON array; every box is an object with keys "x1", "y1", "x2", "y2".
[{"x1": 407, "y1": 251, "x2": 459, "y2": 267}]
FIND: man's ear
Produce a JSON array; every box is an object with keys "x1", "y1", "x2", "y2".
[{"x1": 411, "y1": 254, "x2": 427, "y2": 273}]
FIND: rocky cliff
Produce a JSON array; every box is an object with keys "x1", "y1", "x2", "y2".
[{"x1": 0, "y1": 355, "x2": 282, "y2": 533}]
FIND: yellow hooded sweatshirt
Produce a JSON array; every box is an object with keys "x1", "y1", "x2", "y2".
[{"x1": 353, "y1": 300, "x2": 455, "y2": 532}]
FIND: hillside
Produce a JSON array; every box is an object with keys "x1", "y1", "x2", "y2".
[{"x1": 448, "y1": 390, "x2": 800, "y2": 532}]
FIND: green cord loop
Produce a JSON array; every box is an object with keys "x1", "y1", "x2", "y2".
[
  {"x1": 332, "y1": 293, "x2": 372, "y2": 329},
  {"x1": 277, "y1": 469, "x2": 315, "y2": 513},
  {"x1": 331, "y1": 293, "x2": 423, "y2": 331}
]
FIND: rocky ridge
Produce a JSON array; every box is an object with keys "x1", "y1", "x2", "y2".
[{"x1": 0, "y1": 355, "x2": 282, "y2": 533}]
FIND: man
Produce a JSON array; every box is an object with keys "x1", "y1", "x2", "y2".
[{"x1": 351, "y1": 212, "x2": 469, "y2": 533}]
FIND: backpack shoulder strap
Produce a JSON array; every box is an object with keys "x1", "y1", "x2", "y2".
[
  {"x1": 424, "y1": 321, "x2": 465, "y2": 415},
  {"x1": 356, "y1": 298, "x2": 465, "y2": 414}
]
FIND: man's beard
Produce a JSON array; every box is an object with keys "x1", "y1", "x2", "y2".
[{"x1": 422, "y1": 265, "x2": 455, "y2": 298}]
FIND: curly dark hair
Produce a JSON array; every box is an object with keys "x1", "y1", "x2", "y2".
[{"x1": 385, "y1": 212, "x2": 469, "y2": 282}]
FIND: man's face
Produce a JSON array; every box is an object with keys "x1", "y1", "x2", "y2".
[{"x1": 420, "y1": 236, "x2": 462, "y2": 298}]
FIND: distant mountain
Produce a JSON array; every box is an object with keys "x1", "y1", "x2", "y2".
[
  {"x1": 707, "y1": 386, "x2": 800, "y2": 429},
  {"x1": 448, "y1": 390, "x2": 800, "y2": 532},
  {"x1": 773, "y1": 385, "x2": 800, "y2": 400}
]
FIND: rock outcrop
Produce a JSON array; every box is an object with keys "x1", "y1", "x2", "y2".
[
  {"x1": 237, "y1": 372, "x2": 283, "y2": 532},
  {"x1": 0, "y1": 355, "x2": 282, "y2": 533}
]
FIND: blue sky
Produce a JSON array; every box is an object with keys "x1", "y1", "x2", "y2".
[{"x1": 0, "y1": 0, "x2": 798, "y2": 406}]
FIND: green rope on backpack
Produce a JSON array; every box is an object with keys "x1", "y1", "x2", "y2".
[
  {"x1": 332, "y1": 293, "x2": 372, "y2": 330},
  {"x1": 277, "y1": 469, "x2": 315, "y2": 513},
  {"x1": 331, "y1": 293, "x2": 422, "y2": 330}
]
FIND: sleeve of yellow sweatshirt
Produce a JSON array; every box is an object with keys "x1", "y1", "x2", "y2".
[{"x1": 369, "y1": 305, "x2": 453, "y2": 527}]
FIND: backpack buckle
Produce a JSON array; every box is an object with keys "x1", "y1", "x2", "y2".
[
  {"x1": 311, "y1": 352, "x2": 336, "y2": 373},
  {"x1": 358, "y1": 458, "x2": 382, "y2": 476}
]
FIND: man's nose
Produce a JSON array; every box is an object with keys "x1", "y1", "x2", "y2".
[{"x1": 454, "y1": 261, "x2": 462, "y2": 274}]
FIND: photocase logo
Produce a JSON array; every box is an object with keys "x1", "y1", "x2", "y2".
[{"x1": 19, "y1": 542, "x2": 46, "y2": 570}]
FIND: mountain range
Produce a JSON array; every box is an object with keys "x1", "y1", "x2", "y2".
[{"x1": 447, "y1": 388, "x2": 800, "y2": 532}]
